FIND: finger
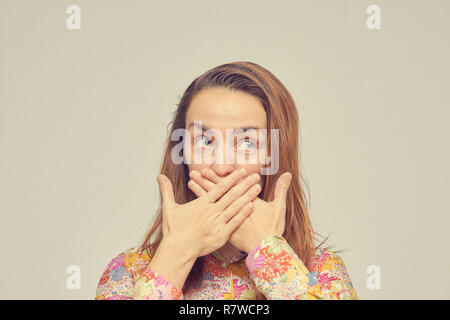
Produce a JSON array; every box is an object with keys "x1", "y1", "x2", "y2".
[
  {"x1": 220, "y1": 183, "x2": 261, "y2": 223},
  {"x1": 215, "y1": 172, "x2": 260, "y2": 211},
  {"x1": 189, "y1": 170, "x2": 215, "y2": 192},
  {"x1": 223, "y1": 202, "x2": 253, "y2": 237},
  {"x1": 187, "y1": 179, "x2": 207, "y2": 197},
  {"x1": 201, "y1": 168, "x2": 221, "y2": 184},
  {"x1": 157, "y1": 174, "x2": 176, "y2": 210},
  {"x1": 273, "y1": 172, "x2": 292, "y2": 206},
  {"x1": 205, "y1": 168, "x2": 247, "y2": 203}
]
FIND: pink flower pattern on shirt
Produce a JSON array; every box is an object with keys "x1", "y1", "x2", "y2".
[{"x1": 95, "y1": 235, "x2": 358, "y2": 300}]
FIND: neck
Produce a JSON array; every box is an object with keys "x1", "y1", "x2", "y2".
[{"x1": 216, "y1": 241, "x2": 241, "y2": 261}]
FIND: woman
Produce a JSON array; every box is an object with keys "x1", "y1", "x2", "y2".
[{"x1": 95, "y1": 61, "x2": 358, "y2": 300}]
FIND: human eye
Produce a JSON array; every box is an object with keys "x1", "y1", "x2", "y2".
[
  {"x1": 236, "y1": 137, "x2": 258, "y2": 152},
  {"x1": 193, "y1": 135, "x2": 213, "y2": 149}
]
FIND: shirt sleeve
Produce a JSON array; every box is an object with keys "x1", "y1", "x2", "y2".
[
  {"x1": 95, "y1": 249, "x2": 184, "y2": 300},
  {"x1": 245, "y1": 235, "x2": 358, "y2": 300}
]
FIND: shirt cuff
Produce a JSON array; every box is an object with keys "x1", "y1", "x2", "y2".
[
  {"x1": 245, "y1": 234, "x2": 310, "y2": 281},
  {"x1": 245, "y1": 234, "x2": 293, "y2": 276}
]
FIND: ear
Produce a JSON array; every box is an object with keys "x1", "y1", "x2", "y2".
[{"x1": 272, "y1": 172, "x2": 292, "y2": 205}]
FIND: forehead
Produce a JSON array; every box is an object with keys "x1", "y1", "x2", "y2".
[{"x1": 185, "y1": 87, "x2": 267, "y2": 130}]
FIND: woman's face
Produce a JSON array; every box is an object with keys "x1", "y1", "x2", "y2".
[{"x1": 184, "y1": 87, "x2": 268, "y2": 187}]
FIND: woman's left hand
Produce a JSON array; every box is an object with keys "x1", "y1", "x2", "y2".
[{"x1": 187, "y1": 168, "x2": 292, "y2": 253}]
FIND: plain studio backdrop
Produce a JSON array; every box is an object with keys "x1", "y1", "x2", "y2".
[{"x1": 0, "y1": 0, "x2": 449, "y2": 299}]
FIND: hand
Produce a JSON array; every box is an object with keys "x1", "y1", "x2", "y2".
[
  {"x1": 157, "y1": 168, "x2": 261, "y2": 259},
  {"x1": 187, "y1": 168, "x2": 292, "y2": 253}
]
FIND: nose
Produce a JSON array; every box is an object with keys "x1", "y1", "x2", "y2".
[
  {"x1": 210, "y1": 138, "x2": 236, "y2": 177},
  {"x1": 211, "y1": 162, "x2": 235, "y2": 177}
]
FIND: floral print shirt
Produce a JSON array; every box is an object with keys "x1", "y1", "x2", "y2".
[{"x1": 95, "y1": 235, "x2": 358, "y2": 300}]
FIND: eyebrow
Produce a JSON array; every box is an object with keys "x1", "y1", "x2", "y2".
[{"x1": 187, "y1": 121, "x2": 264, "y2": 132}]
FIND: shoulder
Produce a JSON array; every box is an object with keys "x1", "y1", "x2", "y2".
[
  {"x1": 309, "y1": 248, "x2": 353, "y2": 282},
  {"x1": 95, "y1": 246, "x2": 154, "y2": 299},
  {"x1": 310, "y1": 248, "x2": 347, "y2": 272},
  {"x1": 102, "y1": 245, "x2": 153, "y2": 277}
]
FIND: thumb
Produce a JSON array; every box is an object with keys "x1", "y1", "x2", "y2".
[
  {"x1": 157, "y1": 174, "x2": 176, "y2": 210},
  {"x1": 273, "y1": 172, "x2": 292, "y2": 206}
]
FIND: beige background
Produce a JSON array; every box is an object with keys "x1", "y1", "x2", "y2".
[{"x1": 1, "y1": 0, "x2": 449, "y2": 299}]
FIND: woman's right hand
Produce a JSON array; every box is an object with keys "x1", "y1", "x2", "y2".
[{"x1": 157, "y1": 168, "x2": 261, "y2": 259}]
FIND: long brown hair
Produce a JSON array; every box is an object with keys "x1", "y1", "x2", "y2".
[{"x1": 139, "y1": 61, "x2": 331, "y2": 295}]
